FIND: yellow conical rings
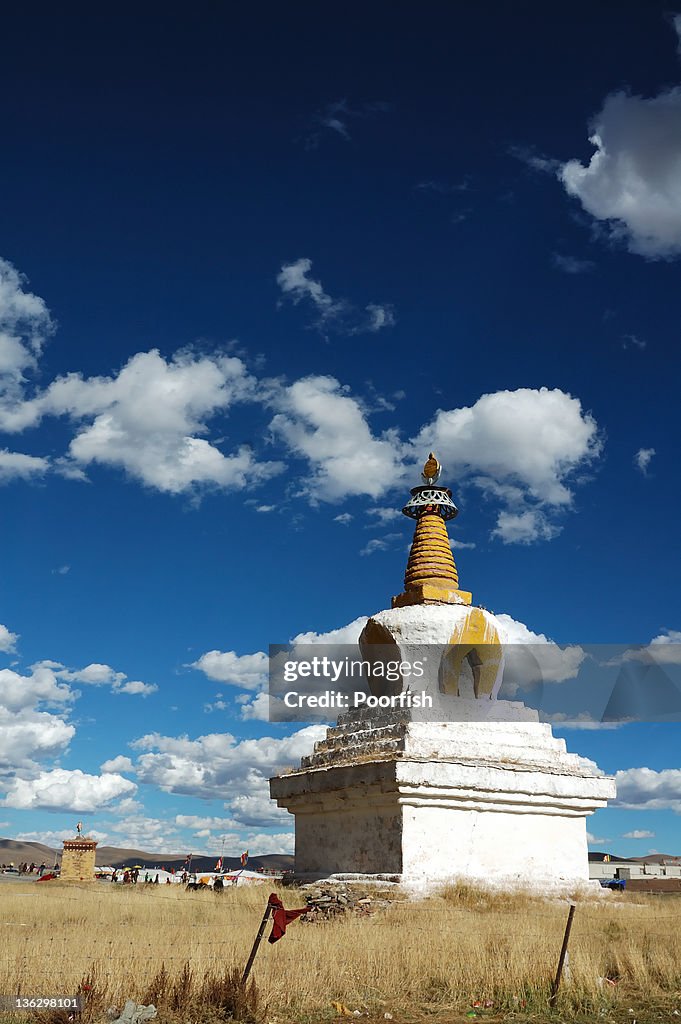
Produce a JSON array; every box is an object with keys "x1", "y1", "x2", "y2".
[{"x1": 404, "y1": 512, "x2": 459, "y2": 589}]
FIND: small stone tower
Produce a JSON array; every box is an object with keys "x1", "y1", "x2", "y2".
[{"x1": 61, "y1": 823, "x2": 97, "y2": 881}]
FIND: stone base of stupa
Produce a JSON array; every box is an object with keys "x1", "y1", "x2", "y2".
[{"x1": 270, "y1": 700, "x2": 615, "y2": 891}]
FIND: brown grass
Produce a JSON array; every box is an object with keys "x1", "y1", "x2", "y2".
[{"x1": 1, "y1": 880, "x2": 681, "y2": 1023}]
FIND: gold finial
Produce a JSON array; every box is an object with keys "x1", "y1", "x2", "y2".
[{"x1": 422, "y1": 452, "x2": 441, "y2": 484}]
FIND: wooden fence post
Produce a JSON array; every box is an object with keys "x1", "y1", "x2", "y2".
[
  {"x1": 549, "y1": 900, "x2": 576, "y2": 1007},
  {"x1": 241, "y1": 899, "x2": 274, "y2": 984}
]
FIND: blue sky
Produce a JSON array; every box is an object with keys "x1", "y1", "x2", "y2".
[{"x1": 1, "y1": 2, "x2": 680, "y2": 860}]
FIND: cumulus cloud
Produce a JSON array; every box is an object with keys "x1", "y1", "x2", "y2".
[
  {"x1": 270, "y1": 375, "x2": 405, "y2": 501},
  {"x1": 0, "y1": 258, "x2": 54, "y2": 400},
  {"x1": 102, "y1": 813, "x2": 182, "y2": 851},
  {"x1": 1, "y1": 768, "x2": 135, "y2": 812},
  {"x1": 7, "y1": 349, "x2": 282, "y2": 495},
  {"x1": 238, "y1": 692, "x2": 270, "y2": 721},
  {"x1": 0, "y1": 660, "x2": 77, "y2": 775},
  {"x1": 132, "y1": 725, "x2": 325, "y2": 822},
  {"x1": 615, "y1": 630, "x2": 681, "y2": 667},
  {"x1": 586, "y1": 831, "x2": 610, "y2": 845},
  {"x1": 560, "y1": 87, "x2": 681, "y2": 259},
  {"x1": 276, "y1": 259, "x2": 395, "y2": 336},
  {"x1": 191, "y1": 651, "x2": 268, "y2": 692},
  {"x1": 635, "y1": 447, "x2": 655, "y2": 475},
  {"x1": 622, "y1": 829, "x2": 655, "y2": 839},
  {"x1": 412, "y1": 387, "x2": 601, "y2": 543},
  {"x1": 0, "y1": 449, "x2": 50, "y2": 483},
  {"x1": 0, "y1": 623, "x2": 18, "y2": 653},
  {"x1": 495, "y1": 613, "x2": 586, "y2": 691},
  {"x1": 615, "y1": 767, "x2": 681, "y2": 811},
  {"x1": 17, "y1": 828, "x2": 109, "y2": 848},
  {"x1": 291, "y1": 617, "x2": 367, "y2": 647},
  {"x1": 57, "y1": 662, "x2": 158, "y2": 697},
  {"x1": 100, "y1": 755, "x2": 134, "y2": 774}
]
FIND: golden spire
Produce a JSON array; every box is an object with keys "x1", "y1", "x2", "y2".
[{"x1": 392, "y1": 454, "x2": 472, "y2": 609}]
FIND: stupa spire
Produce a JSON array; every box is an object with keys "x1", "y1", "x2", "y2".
[{"x1": 392, "y1": 453, "x2": 472, "y2": 609}]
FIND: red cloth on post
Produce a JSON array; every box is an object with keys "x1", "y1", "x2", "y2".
[{"x1": 267, "y1": 893, "x2": 307, "y2": 943}]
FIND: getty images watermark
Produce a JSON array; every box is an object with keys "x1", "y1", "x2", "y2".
[
  {"x1": 268, "y1": 642, "x2": 681, "y2": 724},
  {"x1": 271, "y1": 649, "x2": 431, "y2": 719}
]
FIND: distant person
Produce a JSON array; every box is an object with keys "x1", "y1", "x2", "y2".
[{"x1": 154, "y1": 874, "x2": 159, "y2": 884}]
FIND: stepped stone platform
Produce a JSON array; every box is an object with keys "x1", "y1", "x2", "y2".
[{"x1": 271, "y1": 699, "x2": 614, "y2": 891}]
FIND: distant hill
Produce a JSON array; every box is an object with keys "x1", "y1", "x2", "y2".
[
  {"x1": 589, "y1": 850, "x2": 681, "y2": 865},
  {"x1": 0, "y1": 839, "x2": 59, "y2": 866},
  {"x1": 0, "y1": 838, "x2": 293, "y2": 872}
]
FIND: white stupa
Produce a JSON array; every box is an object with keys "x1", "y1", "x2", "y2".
[{"x1": 270, "y1": 454, "x2": 615, "y2": 890}]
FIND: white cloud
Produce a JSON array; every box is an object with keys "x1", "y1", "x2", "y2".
[
  {"x1": 0, "y1": 257, "x2": 54, "y2": 400},
  {"x1": 367, "y1": 507, "x2": 401, "y2": 525},
  {"x1": 239, "y1": 831, "x2": 294, "y2": 855},
  {"x1": 586, "y1": 832, "x2": 610, "y2": 845},
  {"x1": 58, "y1": 662, "x2": 158, "y2": 697},
  {"x1": 1, "y1": 768, "x2": 136, "y2": 812},
  {"x1": 238, "y1": 692, "x2": 270, "y2": 721},
  {"x1": 492, "y1": 509, "x2": 559, "y2": 544},
  {"x1": 0, "y1": 449, "x2": 50, "y2": 482},
  {"x1": 191, "y1": 650, "x2": 268, "y2": 691},
  {"x1": 270, "y1": 375, "x2": 405, "y2": 501},
  {"x1": 16, "y1": 829, "x2": 109, "y2": 848},
  {"x1": 100, "y1": 756, "x2": 134, "y2": 774},
  {"x1": 0, "y1": 706, "x2": 75, "y2": 771},
  {"x1": 291, "y1": 616, "x2": 367, "y2": 647},
  {"x1": 617, "y1": 630, "x2": 681, "y2": 667},
  {"x1": 495, "y1": 613, "x2": 586, "y2": 687},
  {"x1": 132, "y1": 725, "x2": 325, "y2": 822},
  {"x1": 0, "y1": 624, "x2": 18, "y2": 653},
  {"x1": 276, "y1": 259, "x2": 395, "y2": 335},
  {"x1": 560, "y1": 87, "x2": 681, "y2": 258},
  {"x1": 334, "y1": 512, "x2": 353, "y2": 525},
  {"x1": 622, "y1": 829, "x2": 655, "y2": 839},
  {"x1": 102, "y1": 813, "x2": 182, "y2": 851},
  {"x1": 175, "y1": 814, "x2": 237, "y2": 830},
  {"x1": 413, "y1": 387, "x2": 601, "y2": 542},
  {"x1": 552, "y1": 254, "x2": 595, "y2": 273},
  {"x1": 635, "y1": 447, "x2": 655, "y2": 474},
  {"x1": 359, "y1": 535, "x2": 400, "y2": 556},
  {"x1": 0, "y1": 664, "x2": 74, "y2": 713},
  {"x1": 615, "y1": 767, "x2": 681, "y2": 811},
  {"x1": 228, "y1": 792, "x2": 291, "y2": 827},
  {"x1": 1, "y1": 348, "x2": 283, "y2": 495},
  {"x1": 115, "y1": 680, "x2": 157, "y2": 696}
]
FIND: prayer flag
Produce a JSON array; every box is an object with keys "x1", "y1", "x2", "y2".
[{"x1": 267, "y1": 893, "x2": 307, "y2": 943}]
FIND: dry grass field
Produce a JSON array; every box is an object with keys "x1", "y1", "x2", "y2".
[{"x1": 1, "y1": 880, "x2": 681, "y2": 1024}]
